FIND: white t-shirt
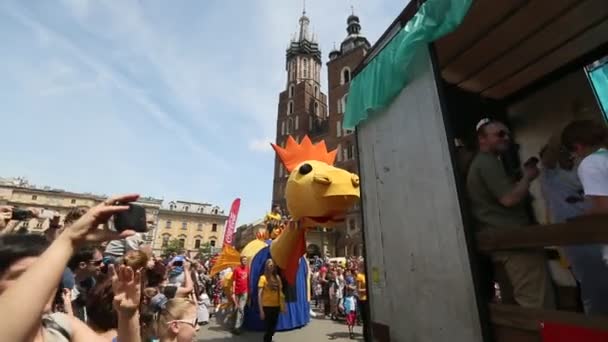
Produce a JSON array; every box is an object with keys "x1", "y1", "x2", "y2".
[
  {"x1": 578, "y1": 148, "x2": 608, "y2": 196},
  {"x1": 577, "y1": 148, "x2": 608, "y2": 265},
  {"x1": 104, "y1": 233, "x2": 145, "y2": 257}
]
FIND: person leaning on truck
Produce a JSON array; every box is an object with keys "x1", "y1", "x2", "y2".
[{"x1": 467, "y1": 118, "x2": 555, "y2": 309}]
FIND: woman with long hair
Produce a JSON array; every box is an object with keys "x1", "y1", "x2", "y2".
[
  {"x1": 156, "y1": 298, "x2": 198, "y2": 342},
  {"x1": 258, "y1": 259, "x2": 285, "y2": 342}
]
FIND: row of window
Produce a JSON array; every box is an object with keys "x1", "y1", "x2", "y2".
[
  {"x1": 28, "y1": 194, "x2": 77, "y2": 204},
  {"x1": 288, "y1": 84, "x2": 320, "y2": 99},
  {"x1": 288, "y1": 58, "x2": 320, "y2": 82},
  {"x1": 284, "y1": 100, "x2": 321, "y2": 117},
  {"x1": 161, "y1": 235, "x2": 217, "y2": 249},
  {"x1": 167, "y1": 203, "x2": 220, "y2": 215},
  {"x1": 165, "y1": 221, "x2": 218, "y2": 231}
]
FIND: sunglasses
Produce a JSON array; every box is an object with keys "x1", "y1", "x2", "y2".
[
  {"x1": 90, "y1": 259, "x2": 104, "y2": 266},
  {"x1": 168, "y1": 317, "x2": 198, "y2": 328}
]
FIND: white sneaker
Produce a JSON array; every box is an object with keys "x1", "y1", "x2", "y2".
[{"x1": 309, "y1": 310, "x2": 317, "y2": 317}]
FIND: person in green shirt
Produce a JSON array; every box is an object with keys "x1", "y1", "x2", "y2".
[{"x1": 467, "y1": 119, "x2": 554, "y2": 309}]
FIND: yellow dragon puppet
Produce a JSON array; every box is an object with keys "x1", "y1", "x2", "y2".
[{"x1": 211, "y1": 135, "x2": 360, "y2": 331}]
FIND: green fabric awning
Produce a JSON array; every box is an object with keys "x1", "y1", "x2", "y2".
[{"x1": 343, "y1": 0, "x2": 473, "y2": 129}]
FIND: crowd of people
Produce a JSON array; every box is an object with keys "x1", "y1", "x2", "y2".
[
  {"x1": 466, "y1": 118, "x2": 608, "y2": 315},
  {"x1": 0, "y1": 197, "x2": 370, "y2": 342},
  {"x1": 0, "y1": 194, "x2": 230, "y2": 342},
  {"x1": 309, "y1": 255, "x2": 368, "y2": 340}
]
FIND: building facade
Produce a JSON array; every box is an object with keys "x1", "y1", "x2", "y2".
[
  {"x1": 153, "y1": 200, "x2": 227, "y2": 254},
  {"x1": 234, "y1": 218, "x2": 265, "y2": 250},
  {"x1": 0, "y1": 182, "x2": 104, "y2": 234},
  {"x1": 0, "y1": 180, "x2": 164, "y2": 240},
  {"x1": 271, "y1": 10, "x2": 370, "y2": 257},
  {"x1": 0, "y1": 177, "x2": 224, "y2": 254}
]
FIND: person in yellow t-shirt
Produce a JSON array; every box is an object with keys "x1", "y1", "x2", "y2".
[
  {"x1": 265, "y1": 205, "x2": 283, "y2": 239},
  {"x1": 356, "y1": 263, "x2": 370, "y2": 341},
  {"x1": 258, "y1": 259, "x2": 284, "y2": 342}
]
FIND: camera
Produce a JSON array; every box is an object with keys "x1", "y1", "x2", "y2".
[
  {"x1": 112, "y1": 204, "x2": 148, "y2": 232},
  {"x1": 11, "y1": 208, "x2": 34, "y2": 221}
]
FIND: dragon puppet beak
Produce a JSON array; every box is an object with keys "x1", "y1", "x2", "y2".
[
  {"x1": 269, "y1": 221, "x2": 306, "y2": 286},
  {"x1": 317, "y1": 167, "x2": 360, "y2": 198}
]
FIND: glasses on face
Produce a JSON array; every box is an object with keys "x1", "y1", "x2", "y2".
[
  {"x1": 168, "y1": 317, "x2": 198, "y2": 328},
  {"x1": 90, "y1": 259, "x2": 103, "y2": 266}
]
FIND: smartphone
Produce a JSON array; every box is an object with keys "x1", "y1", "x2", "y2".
[
  {"x1": 11, "y1": 208, "x2": 33, "y2": 221},
  {"x1": 113, "y1": 204, "x2": 148, "y2": 232}
]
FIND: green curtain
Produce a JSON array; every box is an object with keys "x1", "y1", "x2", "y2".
[
  {"x1": 587, "y1": 63, "x2": 608, "y2": 120},
  {"x1": 344, "y1": 0, "x2": 473, "y2": 129}
]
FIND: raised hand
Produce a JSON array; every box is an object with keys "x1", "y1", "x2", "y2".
[
  {"x1": 110, "y1": 264, "x2": 142, "y2": 315},
  {"x1": 0, "y1": 206, "x2": 12, "y2": 229},
  {"x1": 62, "y1": 194, "x2": 139, "y2": 246}
]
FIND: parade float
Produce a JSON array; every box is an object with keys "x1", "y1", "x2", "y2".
[{"x1": 211, "y1": 135, "x2": 360, "y2": 331}]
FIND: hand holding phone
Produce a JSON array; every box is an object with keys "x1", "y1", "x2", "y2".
[
  {"x1": 11, "y1": 208, "x2": 34, "y2": 221},
  {"x1": 113, "y1": 204, "x2": 148, "y2": 232},
  {"x1": 0, "y1": 206, "x2": 12, "y2": 222}
]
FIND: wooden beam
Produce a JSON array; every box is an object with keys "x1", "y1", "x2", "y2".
[
  {"x1": 476, "y1": 215, "x2": 608, "y2": 252},
  {"x1": 490, "y1": 303, "x2": 608, "y2": 332}
]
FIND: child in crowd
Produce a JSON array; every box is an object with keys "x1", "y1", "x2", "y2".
[{"x1": 342, "y1": 287, "x2": 357, "y2": 339}]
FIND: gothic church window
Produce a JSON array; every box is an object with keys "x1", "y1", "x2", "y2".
[
  {"x1": 288, "y1": 101, "x2": 294, "y2": 115},
  {"x1": 341, "y1": 67, "x2": 351, "y2": 85}
]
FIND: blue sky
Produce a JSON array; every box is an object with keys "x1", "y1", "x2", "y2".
[{"x1": 0, "y1": 0, "x2": 404, "y2": 225}]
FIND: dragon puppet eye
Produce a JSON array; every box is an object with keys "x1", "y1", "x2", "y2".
[{"x1": 298, "y1": 163, "x2": 313, "y2": 175}]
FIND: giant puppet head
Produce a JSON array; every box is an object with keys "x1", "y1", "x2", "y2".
[{"x1": 271, "y1": 136, "x2": 360, "y2": 225}]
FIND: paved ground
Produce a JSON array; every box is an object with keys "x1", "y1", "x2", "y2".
[{"x1": 196, "y1": 313, "x2": 364, "y2": 341}]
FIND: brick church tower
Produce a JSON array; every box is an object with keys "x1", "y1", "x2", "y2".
[
  {"x1": 326, "y1": 11, "x2": 370, "y2": 256},
  {"x1": 272, "y1": 9, "x2": 329, "y2": 209}
]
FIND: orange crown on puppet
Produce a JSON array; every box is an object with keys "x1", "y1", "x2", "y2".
[{"x1": 271, "y1": 135, "x2": 337, "y2": 172}]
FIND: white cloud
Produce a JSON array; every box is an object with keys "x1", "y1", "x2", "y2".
[{"x1": 3, "y1": 2, "x2": 230, "y2": 172}]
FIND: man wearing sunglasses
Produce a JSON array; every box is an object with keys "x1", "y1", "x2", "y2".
[
  {"x1": 65, "y1": 246, "x2": 104, "y2": 322},
  {"x1": 467, "y1": 119, "x2": 554, "y2": 309}
]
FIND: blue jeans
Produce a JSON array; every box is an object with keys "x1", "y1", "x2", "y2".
[{"x1": 562, "y1": 244, "x2": 608, "y2": 315}]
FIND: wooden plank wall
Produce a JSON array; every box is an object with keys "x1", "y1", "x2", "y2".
[{"x1": 356, "y1": 47, "x2": 483, "y2": 342}]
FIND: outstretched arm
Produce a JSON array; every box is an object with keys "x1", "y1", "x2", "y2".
[{"x1": 0, "y1": 194, "x2": 138, "y2": 342}]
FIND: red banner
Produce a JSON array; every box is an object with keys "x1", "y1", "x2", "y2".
[
  {"x1": 541, "y1": 321, "x2": 608, "y2": 342},
  {"x1": 222, "y1": 198, "x2": 241, "y2": 247}
]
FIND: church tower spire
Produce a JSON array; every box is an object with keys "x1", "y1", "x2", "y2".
[
  {"x1": 298, "y1": 1, "x2": 310, "y2": 41},
  {"x1": 285, "y1": 5, "x2": 322, "y2": 87}
]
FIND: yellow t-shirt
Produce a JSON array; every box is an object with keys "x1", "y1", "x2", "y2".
[
  {"x1": 356, "y1": 273, "x2": 367, "y2": 301},
  {"x1": 258, "y1": 275, "x2": 281, "y2": 307}
]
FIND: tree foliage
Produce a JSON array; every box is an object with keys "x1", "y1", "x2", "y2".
[
  {"x1": 198, "y1": 241, "x2": 213, "y2": 258},
  {"x1": 161, "y1": 238, "x2": 183, "y2": 257}
]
